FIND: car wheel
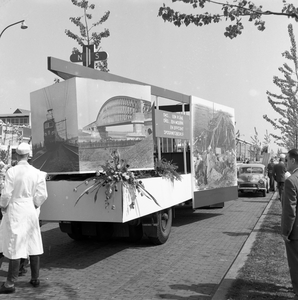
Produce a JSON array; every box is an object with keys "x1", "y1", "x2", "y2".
[{"x1": 262, "y1": 190, "x2": 266, "y2": 197}]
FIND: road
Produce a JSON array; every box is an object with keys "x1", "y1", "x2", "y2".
[{"x1": 0, "y1": 191, "x2": 273, "y2": 300}]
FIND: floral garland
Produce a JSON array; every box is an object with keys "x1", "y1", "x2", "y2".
[{"x1": 74, "y1": 150, "x2": 160, "y2": 209}]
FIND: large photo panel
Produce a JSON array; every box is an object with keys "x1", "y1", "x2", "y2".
[
  {"x1": 30, "y1": 78, "x2": 154, "y2": 173},
  {"x1": 30, "y1": 79, "x2": 79, "y2": 173},
  {"x1": 191, "y1": 96, "x2": 237, "y2": 197},
  {"x1": 76, "y1": 78, "x2": 154, "y2": 171}
]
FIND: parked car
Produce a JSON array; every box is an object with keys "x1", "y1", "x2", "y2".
[{"x1": 237, "y1": 163, "x2": 269, "y2": 197}]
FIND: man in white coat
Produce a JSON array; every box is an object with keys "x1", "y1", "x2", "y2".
[{"x1": 0, "y1": 143, "x2": 48, "y2": 294}]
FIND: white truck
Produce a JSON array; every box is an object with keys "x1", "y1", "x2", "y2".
[{"x1": 30, "y1": 57, "x2": 238, "y2": 244}]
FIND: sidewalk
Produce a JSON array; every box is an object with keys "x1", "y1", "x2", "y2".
[{"x1": 212, "y1": 191, "x2": 278, "y2": 300}]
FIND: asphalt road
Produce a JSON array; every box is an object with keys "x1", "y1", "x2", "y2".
[{"x1": 0, "y1": 191, "x2": 272, "y2": 300}]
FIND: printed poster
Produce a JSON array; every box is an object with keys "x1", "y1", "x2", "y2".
[
  {"x1": 191, "y1": 96, "x2": 237, "y2": 191},
  {"x1": 30, "y1": 77, "x2": 154, "y2": 173}
]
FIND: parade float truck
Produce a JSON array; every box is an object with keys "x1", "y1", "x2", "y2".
[{"x1": 30, "y1": 57, "x2": 238, "y2": 244}]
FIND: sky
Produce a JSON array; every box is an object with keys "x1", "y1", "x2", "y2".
[{"x1": 0, "y1": 0, "x2": 297, "y2": 153}]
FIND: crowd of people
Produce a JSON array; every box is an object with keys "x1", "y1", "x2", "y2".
[
  {"x1": 267, "y1": 154, "x2": 291, "y2": 201},
  {"x1": 0, "y1": 143, "x2": 48, "y2": 294}
]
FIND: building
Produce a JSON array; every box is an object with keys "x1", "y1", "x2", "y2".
[
  {"x1": 0, "y1": 108, "x2": 30, "y2": 126},
  {"x1": 236, "y1": 138, "x2": 254, "y2": 162}
]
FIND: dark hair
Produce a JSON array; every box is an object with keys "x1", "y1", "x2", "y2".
[{"x1": 288, "y1": 149, "x2": 298, "y2": 162}]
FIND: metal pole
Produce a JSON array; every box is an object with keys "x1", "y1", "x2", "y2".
[
  {"x1": 156, "y1": 97, "x2": 161, "y2": 161},
  {"x1": 182, "y1": 103, "x2": 187, "y2": 174}
]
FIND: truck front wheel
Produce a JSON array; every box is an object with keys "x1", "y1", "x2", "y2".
[
  {"x1": 65, "y1": 222, "x2": 85, "y2": 241},
  {"x1": 149, "y1": 208, "x2": 172, "y2": 245}
]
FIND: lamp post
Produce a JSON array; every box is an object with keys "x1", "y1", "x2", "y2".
[{"x1": 0, "y1": 20, "x2": 28, "y2": 39}]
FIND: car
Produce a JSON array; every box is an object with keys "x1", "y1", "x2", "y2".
[{"x1": 237, "y1": 163, "x2": 269, "y2": 197}]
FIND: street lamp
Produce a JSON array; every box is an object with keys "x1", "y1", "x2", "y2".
[{"x1": 0, "y1": 20, "x2": 28, "y2": 39}]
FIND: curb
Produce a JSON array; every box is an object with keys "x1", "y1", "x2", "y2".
[{"x1": 211, "y1": 192, "x2": 278, "y2": 300}]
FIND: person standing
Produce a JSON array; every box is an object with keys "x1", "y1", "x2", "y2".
[
  {"x1": 273, "y1": 155, "x2": 286, "y2": 200},
  {"x1": 267, "y1": 158, "x2": 276, "y2": 191},
  {"x1": 0, "y1": 143, "x2": 48, "y2": 294},
  {"x1": 282, "y1": 149, "x2": 298, "y2": 300}
]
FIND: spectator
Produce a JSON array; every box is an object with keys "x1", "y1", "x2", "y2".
[
  {"x1": 0, "y1": 143, "x2": 48, "y2": 294},
  {"x1": 281, "y1": 149, "x2": 298, "y2": 300},
  {"x1": 267, "y1": 158, "x2": 275, "y2": 191},
  {"x1": 273, "y1": 155, "x2": 286, "y2": 201}
]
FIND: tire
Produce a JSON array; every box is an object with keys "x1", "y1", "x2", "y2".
[
  {"x1": 262, "y1": 190, "x2": 266, "y2": 197},
  {"x1": 149, "y1": 208, "x2": 172, "y2": 245},
  {"x1": 67, "y1": 222, "x2": 85, "y2": 240}
]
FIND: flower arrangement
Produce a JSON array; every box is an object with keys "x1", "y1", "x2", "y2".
[
  {"x1": 154, "y1": 158, "x2": 182, "y2": 182},
  {"x1": 74, "y1": 150, "x2": 160, "y2": 208}
]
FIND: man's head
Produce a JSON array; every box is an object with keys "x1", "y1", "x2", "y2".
[
  {"x1": 286, "y1": 149, "x2": 298, "y2": 173},
  {"x1": 16, "y1": 143, "x2": 31, "y2": 160}
]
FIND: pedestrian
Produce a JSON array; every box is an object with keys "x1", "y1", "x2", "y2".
[
  {"x1": 0, "y1": 160, "x2": 29, "y2": 275},
  {"x1": 0, "y1": 142, "x2": 48, "y2": 294},
  {"x1": 281, "y1": 149, "x2": 298, "y2": 300},
  {"x1": 273, "y1": 155, "x2": 286, "y2": 200},
  {"x1": 267, "y1": 158, "x2": 275, "y2": 191}
]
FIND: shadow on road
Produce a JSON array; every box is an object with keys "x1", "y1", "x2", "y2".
[
  {"x1": 158, "y1": 283, "x2": 216, "y2": 299},
  {"x1": 242, "y1": 200, "x2": 270, "y2": 203},
  {"x1": 173, "y1": 206, "x2": 222, "y2": 227},
  {"x1": 41, "y1": 227, "x2": 132, "y2": 270},
  {"x1": 222, "y1": 231, "x2": 250, "y2": 237}
]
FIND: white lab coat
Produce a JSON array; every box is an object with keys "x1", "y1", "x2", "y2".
[{"x1": 0, "y1": 161, "x2": 47, "y2": 259}]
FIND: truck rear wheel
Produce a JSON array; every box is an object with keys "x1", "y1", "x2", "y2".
[
  {"x1": 95, "y1": 223, "x2": 114, "y2": 241},
  {"x1": 149, "y1": 208, "x2": 172, "y2": 245}
]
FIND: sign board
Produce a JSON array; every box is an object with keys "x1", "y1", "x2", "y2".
[
  {"x1": 70, "y1": 51, "x2": 108, "y2": 63},
  {"x1": 261, "y1": 152, "x2": 270, "y2": 166},
  {"x1": 154, "y1": 109, "x2": 190, "y2": 139}
]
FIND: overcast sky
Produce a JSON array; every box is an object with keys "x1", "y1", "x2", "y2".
[{"x1": 0, "y1": 0, "x2": 296, "y2": 152}]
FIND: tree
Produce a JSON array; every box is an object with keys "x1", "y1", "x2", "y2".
[
  {"x1": 261, "y1": 129, "x2": 271, "y2": 153},
  {"x1": 65, "y1": 0, "x2": 110, "y2": 71},
  {"x1": 263, "y1": 24, "x2": 298, "y2": 150},
  {"x1": 158, "y1": 0, "x2": 298, "y2": 39},
  {"x1": 250, "y1": 127, "x2": 261, "y2": 160},
  {"x1": 277, "y1": 147, "x2": 283, "y2": 156}
]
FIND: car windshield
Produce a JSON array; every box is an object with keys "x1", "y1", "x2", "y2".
[{"x1": 239, "y1": 167, "x2": 263, "y2": 174}]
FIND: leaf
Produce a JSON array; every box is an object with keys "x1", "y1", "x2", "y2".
[
  {"x1": 137, "y1": 184, "x2": 161, "y2": 207},
  {"x1": 74, "y1": 180, "x2": 103, "y2": 206}
]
